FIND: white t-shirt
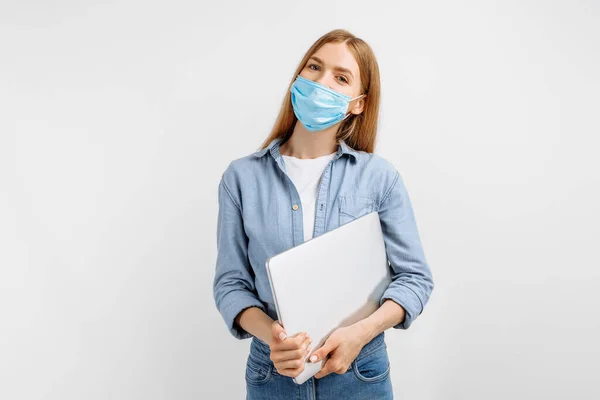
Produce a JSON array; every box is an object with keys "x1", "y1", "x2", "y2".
[{"x1": 281, "y1": 152, "x2": 336, "y2": 242}]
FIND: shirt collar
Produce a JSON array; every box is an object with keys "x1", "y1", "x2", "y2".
[{"x1": 253, "y1": 136, "x2": 359, "y2": 160}]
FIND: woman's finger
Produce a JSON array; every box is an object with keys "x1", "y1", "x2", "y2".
[
  {"x1": 271, "y1": 320, "x2": 287, "y2": 341},
  {"x1": 275, "y1": 356, "x2": 307, "y2": 371},
  {"x1": 271, "y1": 337, "x2": 311, "y2": 362},
  {"x1": 278, "y1": 365, "x2": 305, "y2": 378},
  {"x1": 271, "y1": 332, "x2": 309, "y2": 351}
]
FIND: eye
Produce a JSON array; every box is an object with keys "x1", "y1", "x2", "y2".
[{"x1": 307, "y1": 63, "x2": 348, "y2": 84}]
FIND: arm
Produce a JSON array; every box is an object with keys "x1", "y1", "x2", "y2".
[
  {"x1": 355, "y1": 299, "x2": 406, "y2": 344},
  {"x1": 234, "y1": 307, "x2": 276, "y2": 345},
  {"x1": 360, "y1": 170, "x2": 434, "y2": 338},
  {"x1": 213, "y1": 177, "x2": 270, "y2": 340}
]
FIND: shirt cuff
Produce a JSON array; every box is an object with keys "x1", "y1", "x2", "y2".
[
  {"x1": 379, "y1": 284, "x2": 424, "y2": 330},
  {"x1": 217, "y1": 290, "x2": 266, "y2": 340}
]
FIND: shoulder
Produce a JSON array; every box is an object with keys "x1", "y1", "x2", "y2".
[
  {"x1": 352, "y1": 151, "x2": 402, "y2": 195},
  {"x1": 361, "y1": 152, "x2": 398, "y2": 174},
  {"x1": 218, "y1": 151, "x2": 266, "y2": 203},
  {"x1": 221, "y1": 153, "x2": 256, "y2": 181}
]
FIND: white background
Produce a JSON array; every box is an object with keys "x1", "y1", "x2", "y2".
[{"x1": 1, "y1": 1, "x2": 599, "y2": 399}]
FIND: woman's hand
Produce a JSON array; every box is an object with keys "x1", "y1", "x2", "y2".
[
  {"x1": 309, "y1": 324, "x2": 369, "y2": 379},
  {"x1": 269, "y1": 320, "x2": 312, "y2": 378}
]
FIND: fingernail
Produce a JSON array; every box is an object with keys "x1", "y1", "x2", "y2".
[
  {"x1": 310, "y1": 354, "x2": 318, "y2": 363},
  {"x1": 305, "y1": 347, "x2": 310, "y2": 354},
  {"x1": 279, "y1": 332, "x2": 287, "y2": 341}
]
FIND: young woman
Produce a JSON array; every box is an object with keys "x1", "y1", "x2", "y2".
[{"x1": 213, "y1": 29, "x2": 434, "y2": 399}]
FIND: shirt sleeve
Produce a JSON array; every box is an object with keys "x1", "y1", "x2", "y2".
[
  {"x1": 213, "y1": 177, "x2": 266, "y2": 340},
  {"x1": 378, "y1": 170, "x2": 434, "y2": 330}
]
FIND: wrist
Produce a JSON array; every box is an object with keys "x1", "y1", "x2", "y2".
[{"x1": 355, "y1": 318, "x2": 378, "y2": 346}]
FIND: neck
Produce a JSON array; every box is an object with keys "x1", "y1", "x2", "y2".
[{"x1": 280, "y1": 121, "x2": 339, "y2": 159}]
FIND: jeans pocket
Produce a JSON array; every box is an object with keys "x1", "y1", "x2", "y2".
[
  {"x1": 352, "y1": 342, "x2": 391, "y2": 383},
  {"x1": 245, "y1": 352, "x2": 274, "y2": 386}
]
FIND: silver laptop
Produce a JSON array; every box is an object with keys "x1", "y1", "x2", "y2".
[{"x1": 265, "y1": 211, "x2": 392, "y2": 385}]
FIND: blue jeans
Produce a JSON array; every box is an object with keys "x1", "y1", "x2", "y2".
[{"x1": 245, "y1": 331, "x2": 393, "y2": 399}]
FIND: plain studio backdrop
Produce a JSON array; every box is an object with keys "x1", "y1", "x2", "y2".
[{"x1": 1, "y1": 1, "x2": 599, "y2": 399}]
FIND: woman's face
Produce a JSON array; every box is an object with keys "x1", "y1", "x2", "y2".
[{"x1": 300, "y1": 42, "x2": 364, "y2": 102}]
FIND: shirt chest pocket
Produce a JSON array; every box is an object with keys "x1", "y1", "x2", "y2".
[{"x1": 338, "y1": 195, "x2": 378, "y2": 226}]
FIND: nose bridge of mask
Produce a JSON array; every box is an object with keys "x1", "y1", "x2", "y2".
[
  {"x1": 297, "y1": 75, "x2": 365, "y2": 103},
  {"x1": 307, "y1": 78, "x2": 348, "y2": 101}
]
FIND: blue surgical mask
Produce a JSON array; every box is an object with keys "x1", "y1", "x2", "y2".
[{"x1": 290, "y1": 75, "x2": 366, "y2": 132}]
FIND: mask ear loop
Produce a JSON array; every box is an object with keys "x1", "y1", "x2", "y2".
[
  {"x1": 350, "y1": 93, "x2": 366, "y2": 102},
  {"x1": 343, "y1": 94, "x2": 366, "y2": 120}
]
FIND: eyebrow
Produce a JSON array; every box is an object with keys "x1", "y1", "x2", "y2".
[{"x1": 308, "y1": 56, "x2": 354, "y2": 79}]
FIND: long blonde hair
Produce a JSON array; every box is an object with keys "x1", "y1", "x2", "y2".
[{"x1": 259, "y1": 29, "x2": 381, "y2": 153}]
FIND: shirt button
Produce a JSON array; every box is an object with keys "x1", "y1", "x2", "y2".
[{"x1": 292, "y1": 204, "x2": 299, "y2": 211}]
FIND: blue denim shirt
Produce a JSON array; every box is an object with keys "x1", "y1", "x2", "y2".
[{"x1": 213, "y1": 137, "x2": 434, "y2": 340}]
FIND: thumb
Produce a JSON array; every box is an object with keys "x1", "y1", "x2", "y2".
[
  {"x1": 309, "y1": 336, "x2": 336, "y2": 363},
  {"x1": 273, "y1": 320, "x2": 287, "y2": 341}
]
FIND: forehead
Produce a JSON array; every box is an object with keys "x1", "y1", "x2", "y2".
[{"x1": 310, "y1": 42, "x2": 360, "y2": 77}]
